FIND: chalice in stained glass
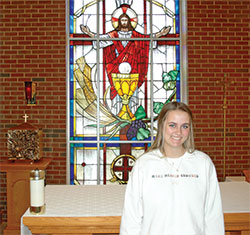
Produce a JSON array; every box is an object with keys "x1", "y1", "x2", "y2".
[{"x1": 111, "y1": 62, "x2": 139, "y2": 120}]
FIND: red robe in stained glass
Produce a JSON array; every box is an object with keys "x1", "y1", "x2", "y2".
[{"x1": 103, "y1": 30, "x2": 150, "y2": 100}]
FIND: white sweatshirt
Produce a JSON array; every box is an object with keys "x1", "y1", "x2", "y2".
[{"x1": 120, "y1": 149, "x2": 224, "y2": 235}]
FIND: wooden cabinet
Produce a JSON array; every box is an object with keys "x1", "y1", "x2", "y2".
[{"x1": 0, "y1": 158, "x2": 51, "y2": 235}]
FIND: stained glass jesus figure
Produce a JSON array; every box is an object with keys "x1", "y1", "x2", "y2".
[{"x1": 80, "y1": 3, "x2": 171, "y2": 104}]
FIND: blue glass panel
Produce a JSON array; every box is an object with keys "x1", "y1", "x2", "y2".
[
  {"x1": 70, "y1": 82, "x2": 73, "y2": 99},
  {"x1": 69, "y1": 46, "x2": 74, "y2": 65},
  {"x1": 175, "y1": 0, "x2": 180, "y2": 34}
]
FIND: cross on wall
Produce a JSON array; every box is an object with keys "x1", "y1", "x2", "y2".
[{"x1": 23, "y1": 114, "x2": 29, "y2": 123}]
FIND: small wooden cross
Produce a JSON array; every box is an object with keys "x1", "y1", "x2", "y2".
[{"x1": 23, "y1": 114, "x2": 29, "y2": 123}]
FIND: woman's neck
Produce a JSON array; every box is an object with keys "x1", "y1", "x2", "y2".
[{"x1": 164, "y1": 147, "x2": 186, "y2": 158}]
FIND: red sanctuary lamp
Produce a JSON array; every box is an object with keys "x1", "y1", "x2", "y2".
[{"x1": 25, "y1": 81, "x2": 36, "y2": 105}]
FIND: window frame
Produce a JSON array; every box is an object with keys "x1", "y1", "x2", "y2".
[{"x1": 65, "y1": 0, "x2": 188, "y2": 184}]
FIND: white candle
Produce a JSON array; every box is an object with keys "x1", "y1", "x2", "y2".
[{"x1": 30, "y1": 179, "x2": 45, "y2": 207}]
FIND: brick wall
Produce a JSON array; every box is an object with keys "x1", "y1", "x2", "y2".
[
  {"x1": 0, "y1": 0, "x2": 249, "y2": 222},
  {"x1": 187, "y1": 0, "x2": 250, "y2": 178},
  {"x1": 0, "y1": 0, "x2": 67, "y2": 222}
]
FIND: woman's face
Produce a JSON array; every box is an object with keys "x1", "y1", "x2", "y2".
[{"x1": 163, "y1": 110, "x2": 190, "y2": 151}]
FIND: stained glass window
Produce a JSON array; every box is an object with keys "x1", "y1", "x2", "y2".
[{"x1": 67, "y1": 0, "x2": 187, "y2": 185}]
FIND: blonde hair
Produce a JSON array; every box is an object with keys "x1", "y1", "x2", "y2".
[{"x1": 149, "y1": 101, "x2": 195, "y2": 154}]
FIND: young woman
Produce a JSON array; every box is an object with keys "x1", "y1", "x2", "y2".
[{"x1": 120, "y1": 101, "x2": 224, "y2": 235}]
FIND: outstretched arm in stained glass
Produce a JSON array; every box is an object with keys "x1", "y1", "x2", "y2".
[
  {"x1": 80, "y1": 25, "x2": 95, "y2": 38},
  {"x1": 80, "y1": 24, "x2": 171, "y2": 39},
  {"x1": 155, "y1": 26, "x2": 171, "y2": 38}
]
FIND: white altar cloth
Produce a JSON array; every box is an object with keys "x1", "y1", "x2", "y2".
[
  {"x1": 21, "y1": 182, "x2": 250, "y2": 235},
  {"x1": 26, "y1": 184, "x2": 126, "y2": 216},
  {"x1": 21, "y1": 184, "x2": 126, "y2": 235},
  {"x1": 219, "y1": 181, "x2": 250, "y2": 213}
]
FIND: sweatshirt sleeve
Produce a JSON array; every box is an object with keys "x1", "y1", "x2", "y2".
[
  {"x1": 204, "y1": 157, "x2": 225, "y2": 235},
  {"x1": 120, "y1": 159, "x2": 143, "y2": 235}
]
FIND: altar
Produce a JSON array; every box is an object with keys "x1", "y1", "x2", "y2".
[
  {"x1": 22, "y1": 182, "x2": 250, "y2": 235},
  {"x1": 22, "y1": 184, "x2": 125, "y2": 235}
]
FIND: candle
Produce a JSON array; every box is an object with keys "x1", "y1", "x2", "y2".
[
  {"x1": 30, "y1": 169, "x2": 45, "y2": 214},
  {"x1": 30, "y1": 178, "x2": 44, "y2": 206}
]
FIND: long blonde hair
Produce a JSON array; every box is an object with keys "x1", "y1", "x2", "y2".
[{"x1": 149, "y1": 101, "x2": 195, "y2": 154}]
